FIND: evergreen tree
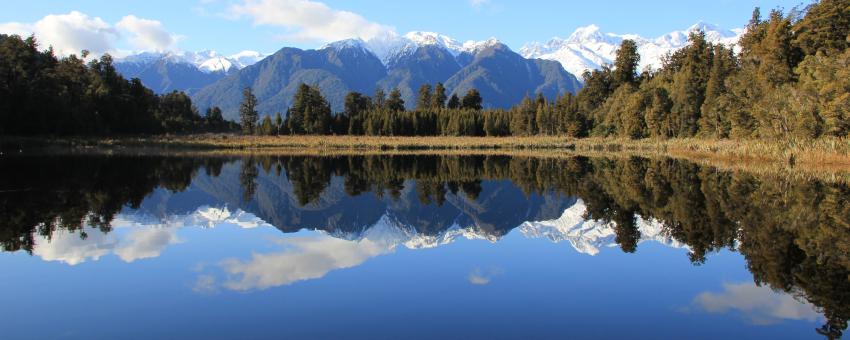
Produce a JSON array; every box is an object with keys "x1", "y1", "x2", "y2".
[
  {"x1": 345, "y1": 92, "x2": 371, "y2": 135},
  {"x1": 670, "y1": 31, "x2": 711, "y2": 137},
  {"x1": 373, "y1": 88, "x2": 386, "y2": 110},
  {"x1": 447, "y1": 94, "x2": 461, "y2": 109},
  {"x1": 613, "y1": 39, "x2": 640, "y2": 86},
  {"x1": 461, "y1": 89, "x2": 483, "y2": 110},
  {"x1": 273, "y1": 112, "x2": 283, "y2": 135},
  {"x1": 259, "y1": 115, "x2": 274, "y2": 135},
  {"x1": 793, "y1": 0, "x2": 850, "y2": 56},
  {"x1": 239, "y1": 87, "x2": 259, "y2": 135},
  {"x1": 432, "y1": 82, "x2": 447, "y2": 109},
  {"x1": 387, "y1": 88, "x2": 405, "y2": 112},
  {"x1": 416, "y1": 84, "x2": 432, "y2": 111},
  {"x1": 699, "y1": 45, "x2": 737, "y2": 138}
]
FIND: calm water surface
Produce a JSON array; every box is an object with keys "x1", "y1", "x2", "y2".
[{"x1": 0, "y1": 154, "x2": 847, "y2": 339}]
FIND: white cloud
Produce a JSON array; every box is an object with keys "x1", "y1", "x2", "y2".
[
  {"x1": 116, "y1": 15, "x2": 179, "y2": 52},
  {"x1": 33, "y1": 228, "x2": 118, "y2": 266},
  {"x1": 0, "y1": 11, "x2": 180, "y2": 56},
  {"x1": 114, "y1": 228, "x2": 181, "y2": 263},
  {"x1": 469, "y1": 0, "x2": 491, "y2": 9},
  {"x1": 0, "y1": 22, "x2": 34, "y2": 37},
  {"x1": 193, "y1": 275, "x2": 219, "y2": 294},
  {"x1": 228, "y1": 0, "x2": 394, "y2": 42},
  {"x1": 693, "y1": 282, "x2": 822, "y2": 325},
  {"x1": 218, "y1": 235, "x2": 391, "y2": 291},
  {"x1": 32, "y1": 11, "x2": 118, "y2": 56},
  {"x1": 467, "y1": 266, "x2": 503, "y2": 285}
]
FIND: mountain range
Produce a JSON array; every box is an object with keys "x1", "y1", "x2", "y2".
[
  {"x1": 113, "y1": 50, "x2": 267, "y2": 94},
  {"x1": 520, "y1": 22, "x2": 743, "y2": 77},
  {"x1": 113, "y1": 22, "x2": 741, "y2": 120}
]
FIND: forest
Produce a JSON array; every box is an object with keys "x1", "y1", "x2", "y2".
[
  {"x1": 237, "y1": 1, "x2": 849, "y2": 140},
  {"x1": 1, "y1": 0, "x2": 848, "y2": 141},
  {"x1": 0, "y1": 35, "x2": 237, "y2": 135}
]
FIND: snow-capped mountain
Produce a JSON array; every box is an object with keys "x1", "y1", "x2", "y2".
[
  {"x1": 364, "y1": 31, "x2": 504, "y2": 67},
  {"x1": 520, "y1": 22, "x2": 744, "y2": 78},
  {"x1": 194, "y1": 33, "x2": 579, "y2": 117},
  {"x1": 32, "y1": 199, "x2": 690, "y2": 267},
  {"x1": 114, "y1": 49, "x2": 268, "y2": 94},
  {"x1": 519, "y1": 199, "x2": 686, "y2": 255},
  {"x1": 318, "y1": 200, "x2": 686, "y2": 256},
  {"x1": 117, "y1": 49, "x2": 268, "y2": 74}
]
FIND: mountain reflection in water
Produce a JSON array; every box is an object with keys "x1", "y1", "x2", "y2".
[{"x1": 1, "y1": 154, "x2": 848, "y2": 339}]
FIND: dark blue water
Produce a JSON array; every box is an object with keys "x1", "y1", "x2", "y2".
[{"x1": 0, "y1": 154, "x2": 844, "y2": 339}]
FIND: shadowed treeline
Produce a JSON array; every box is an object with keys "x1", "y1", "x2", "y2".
[
  {"x1": 0, "y1": 155, "x2": 230, "y2": 253},
  {"x1": 1, "y1": 154, "x2": 847, "y2": 337}
]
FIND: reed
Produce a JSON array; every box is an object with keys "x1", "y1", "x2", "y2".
[{"x1": 5, "y1": 134, "x2": 850, "y2": 171}]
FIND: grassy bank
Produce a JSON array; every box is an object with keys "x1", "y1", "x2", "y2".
[
  {"x1": 5, "y1": 134, "x2": 850, "y2": 168},
  {"x1": 5, "y1": 134, "x2": 850, "y2": 184}
]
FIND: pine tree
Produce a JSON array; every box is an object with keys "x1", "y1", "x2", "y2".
[
  {"x1": 699, "y1": 45, "x2": 736, "y2": 138},
  {"x1": 416, "y1": 84, "x2": 432, "y2": 111},
  {"x1": 793, "y1": 0, "x2": 850, "y2": 56},
  {"x1": 239, "y1": 87, "x2": 259, "y2": 135},
  {"x1": 260, "y1": 115, "x2": 273, "y2": 135},
  {"x1": 387, "y1": 88, "x2": 405, "y2": 112},
  {"x1": 670, "y1": 31, "x2": 711, "y2": 137},
  {"x1": 447, "y1": 94, "x2": 461, "y2": 109},
  {"x1": 613, "y1": 39, "x2": 640, "y2": 86},
  {"x1": 273, "y1": 112, "x2": 283, "y2": 135},
  {"x1": 432, "y1": 82, "x2": 447, "y2": 109},
  {"x1": 461, "y1": 89, "x2": 483, "y2": 110},
  {"x1": 345, "y1": 92, "x2": 371, "y2": 135},
  {"x1": 373, "y1": 88, "x2": 386, "y2": 110}
]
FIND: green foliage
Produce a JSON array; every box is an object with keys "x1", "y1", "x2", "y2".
[
  {"x1": 416, "y1": 84, "x2": 432, "y2": 111},
  {"x1": 239, "y1": 87, "x2": 259, "y2": 135},
  {"x1": 0, "y1": 34, "x2": 238, "y2": 136},
  {"x1": 447, "y1": 94, "x2": 461, "y2": 109},
  {"x1": 461, "y1": 89, "x2": 483, "y2": 110},
  {"x1": 793, "y1": 0, "x2": 850, "y2": 56},
  {"x1": 4, "y1": 1, "x2": 849, "y2": 141},
  {"x1": 386, "y1": 88, "x2": 406, "y2": 112},
  {"x1": 613, "y1": 39, "x2": 640, "y2": 86},
  {"x1": 432, "y1": 82, "x2": 448, "y2": 109},
  {"x1": 286, "y1": 83, "x2": 332, "y2": 135}
]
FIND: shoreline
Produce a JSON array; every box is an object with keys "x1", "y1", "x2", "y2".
[{"x1": 3, "y1": 135, "x2": 850, "y2": 179}]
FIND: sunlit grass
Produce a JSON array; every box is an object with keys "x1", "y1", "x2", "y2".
[{"x1": 5, "y1": 134, "x2": 850, "y2": 183}]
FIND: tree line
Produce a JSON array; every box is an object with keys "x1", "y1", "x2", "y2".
[
  {"x1": 239, "y1": 82, "x2": 486, "y2": 136},
  {"x1": 240, "y1": 0, "x2": 848, "y2": 140},
  {"x1": 3, "y1": 0, "x2": 846, "y2": 140},
  {"x1": 0, "y1": 34, "x2": 238, "y2": 135}
]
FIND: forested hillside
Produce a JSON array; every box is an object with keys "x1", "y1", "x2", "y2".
[{"x1": 0, "y1": 35, "x2": 236, "y2": 135}]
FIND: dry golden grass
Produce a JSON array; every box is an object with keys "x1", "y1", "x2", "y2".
[{"x1": 5, "y1": 134, "x2": 850, "y2": 183}]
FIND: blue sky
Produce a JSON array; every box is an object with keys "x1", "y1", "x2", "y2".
[{"x1": 0, "y1": 0, "x2": 808, "y2": 56}]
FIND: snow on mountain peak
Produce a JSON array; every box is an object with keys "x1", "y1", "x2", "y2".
[
  {"x1": 228, "y1": 50, "x2": 267, "y2": 69},
  {"x1": 568, "y1": 24, "x2": 605, "y2": 43},
  {"x1": 404, "y1": 31, "x2": 463, "y2": 52},
  {"x1": 321, "y1": 38, "x2": 369, "y2": 51},
  {"x1": 521, "y1": 22, "x2": 744, "y2": 79},
  {"x1": 116, "y1": 49, "x2": 267, "y2": 74},
  {"x1": 461, "y1": 37, "x2": 505, "y2": 54},
  {"x1": 519, "y1": 199, "x2": 686, "y2": 256},
  {"x1": 363, "y1": 31, "x2": 506, "y2": 67}
]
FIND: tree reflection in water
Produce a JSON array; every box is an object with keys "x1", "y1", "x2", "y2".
[{"x1": 1, "y1": 154, "x2": 847, "y2": 337}]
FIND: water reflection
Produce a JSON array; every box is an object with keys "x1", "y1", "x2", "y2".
[
  {"x1": 1, "y1": 154, "x2": 848, "y2": 338},
  {"x1": 694, "y1": 282, "x2": 822, "y2": 325}
]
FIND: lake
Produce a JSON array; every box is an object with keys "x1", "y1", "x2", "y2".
[{"x1": 0, "y1": 153, "x2": 847, "y2": 339}]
